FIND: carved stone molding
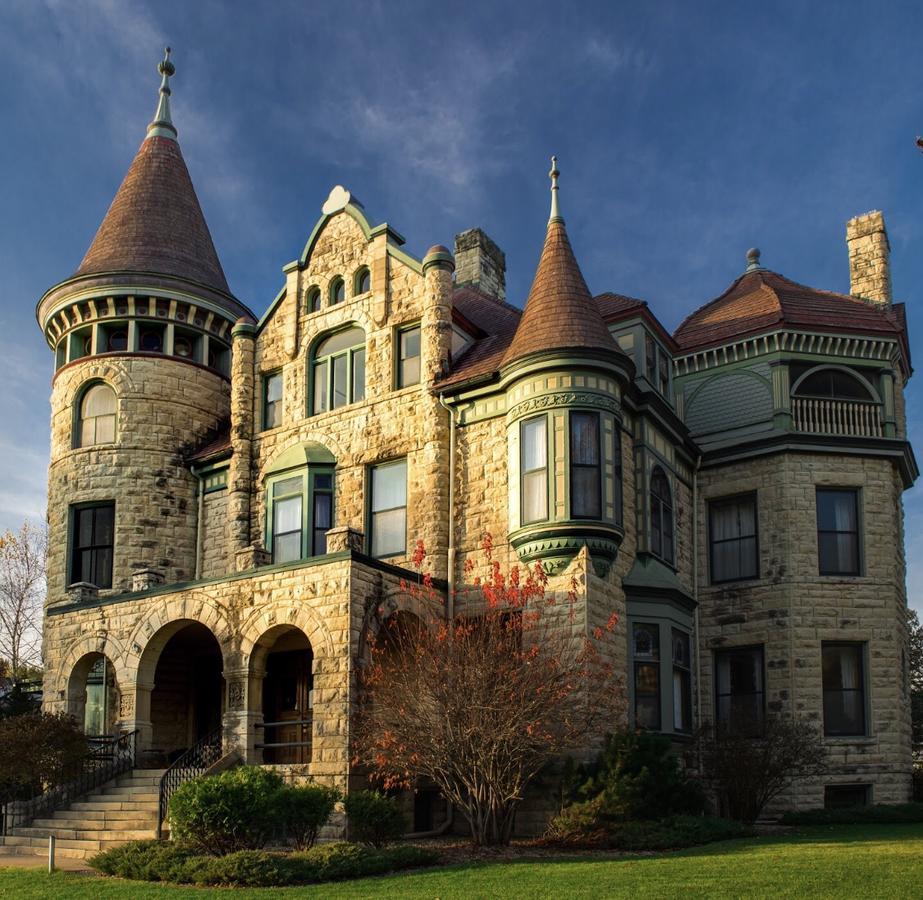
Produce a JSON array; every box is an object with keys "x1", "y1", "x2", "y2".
[{"x1": 507, "y1": 391, "x2": 620, "y2": 424}]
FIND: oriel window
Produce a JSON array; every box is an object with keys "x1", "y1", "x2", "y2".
[
  {"x1": 570, "y1": 412, "x2": 601, "y2": 519},
  {"x1": 521, "y1": 416, "x2": 548, "y2": 525}
]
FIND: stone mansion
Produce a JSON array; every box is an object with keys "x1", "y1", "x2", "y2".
[{"x1": 37, "y1": 53, "x2": 915, "y2": 825}]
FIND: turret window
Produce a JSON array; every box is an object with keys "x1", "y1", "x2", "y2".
[
  {"x1": 76, "y1": 383, "x2": 116, "y2": 448},
  {"x1": 650, "y1": 466, "x2": 674, "y2": 563},
  {"x1": 521, "y1": 416, "x2": 548, "y2": 525},
  {"x1": 570, "y1": 412, "x2": 601, "y2": 519},
  {"x1": 70, "y1": 502, "x2": 114, "y2": 589},
  {"x1": 310, "y1": 326, "x2": 366, "y2": 414},
  {"x1": 267, "y1": 468, "x2": 335, "y2": 563},
  {"x1": 816, "y1": 489, "x2": 860, "y2": 576}
]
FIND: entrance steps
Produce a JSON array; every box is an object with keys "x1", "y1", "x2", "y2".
[{"x1": 0, "y1": 769, "x2": 166, "y2": 860}]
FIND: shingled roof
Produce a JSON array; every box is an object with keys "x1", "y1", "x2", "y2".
[
  {"x1": 673, "y1": 268, "x2": 903, "y2": 352},
  {"x1": 500, "y1": 217, "x2": 620, "y2": 368}
]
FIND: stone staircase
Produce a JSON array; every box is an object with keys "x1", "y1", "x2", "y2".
[{"x1": 0, "y1": 769, "x2": 165, "y2": 860}]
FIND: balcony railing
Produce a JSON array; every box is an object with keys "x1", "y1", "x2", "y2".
[{"x1": 791, "y1": 397, "x2": 883, "y2": 438}]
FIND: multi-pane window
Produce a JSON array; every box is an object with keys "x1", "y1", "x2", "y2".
[
  {"x1": 633, "y1": 623, "x2": 661, "y2": 730},
  {"x1": 370, "y1": 459, "x2": 407, "y2": 557},
  {"x1": 397, "y1": 325, "x2": 421, "y2": 388},
  {"x1": 822, "y1": 642, "x2": 867, "y2": 736},
  {"x1": 329, "y1": 277, "x2": 345, "y2": 305},
  {"x1": 311, "y1": 327, "x2": 366, "y2": 415},
  {"x1": 521, "y1": 416, "x2": 548, "y2": 525},
  {"x1": 77, "y1": 383, "x2": 116, "y2": 448},
  {"x1": 263, "y1": 372, "x2": 283, "y2": 430},
  {"x1": 650, "y1": 467, "x2": 674, "y2": 563},
  {"x1": 355, "y1": 267, "x2": 371, "y2": 295},
  {"x1": 268, "y1": 469, "x2": 335, "y2": 564},
  {"x1": 816, "y1": 489, "x2": 860, "y2": 575},
  {"x1": 709, "y1": 494, "x2": 758, "y2": 583},
  {"x1": 715, "y1": 646, "x2": 764, "y2": 735},
  {"x1": 570, "y1": 412, "x2": 601, "y2": 519},
  {"x1": 306, "y1": 287, "x2": 321, "y2": 313},
  {"x1": 672, "y1": 629, "x2": 692, "y2": 732},
  {"x1": 71, "y1": 503, "x2": 114, "y2": 588}
]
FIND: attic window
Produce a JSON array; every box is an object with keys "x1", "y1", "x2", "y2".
[
  {"x1": 306, "y1": 287, "x2": 321, "y2": 314},
  {"x1": 354, "y1": 267, "x2": 371, "y2": 295},
  {"x1": 330, "y1": 277, "x2": 346, "y2": 306},
  {"x1": 794, "y1": 369, "x2": 873, "y2": 402}
]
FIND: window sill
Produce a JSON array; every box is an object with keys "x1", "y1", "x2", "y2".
[{"x1": 824, "y1": 735, "x2": 876, "y2": 745}]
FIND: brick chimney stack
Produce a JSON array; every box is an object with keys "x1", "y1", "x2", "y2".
[
  {"x1": 846, "y1": 211, "x2": 892, "y2": 305},
  {"x1": 454, "y1": 228, "x2": 506, "y2": 300}
]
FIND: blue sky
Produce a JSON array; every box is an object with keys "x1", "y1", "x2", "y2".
[{"x1": 1, "y1": 0, "x2": 922, "y2": 611}]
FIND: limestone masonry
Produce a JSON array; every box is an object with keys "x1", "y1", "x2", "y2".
[{"x1": 35, "y1": 54, "x2": 916, "y2": 834}]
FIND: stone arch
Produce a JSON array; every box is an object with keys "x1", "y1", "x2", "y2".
[
  {"x1": 65, "y1": 650, "x2": 121, "y2": 735},
  {"x1": 59, "y1": 360, "x2": 138, "y2": 403},
  {"x1": 58, "y1": 630, "x2": 132, "y2": 696},
  {"x1": 239, "y1": 602, "x2": 334, "y2": 664},
  {"x1": 791, "y1": 363, "x2": 881, "y2": 402}
]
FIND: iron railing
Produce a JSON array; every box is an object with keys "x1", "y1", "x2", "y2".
[
  {"x1": 157, "y1": 727, "x2": 223, "y2": 839},
  {"x1": 792, "y1": 397, "x2": 883, "y2": 437},
  {"x1": 0, "y1": 730, "x2": 137, "y2": 836},
  {"x1": 255, "y1": 718, "x2": 312, "y2": 763}
]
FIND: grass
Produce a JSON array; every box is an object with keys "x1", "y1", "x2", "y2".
[{"x1": 0, "y1": 824, "x2": 920, "y2": 898}]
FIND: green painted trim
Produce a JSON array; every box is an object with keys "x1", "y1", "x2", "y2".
[
  {"x1": 297, "y1": 202, "x2": 373, "y2": 268},
  {"x1": 255, "y1": 285, "x2": 287, "y2": 332},
  {"x1": 386, "y1": 244, "x2": 424, "y2": 274},
  {"x1": 422, "y1": 249, "x2": 455, "y2": 272},
  {"x1": 369, "y1": 222, "x2": 406, "y2": 245},
  {"x1": 265, "y1": 442, "x2": 337, "y2": 474}
]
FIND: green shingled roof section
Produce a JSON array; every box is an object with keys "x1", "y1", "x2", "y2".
[{"x1": 622, "y1": 554, "x2": 694, "y2": 600}]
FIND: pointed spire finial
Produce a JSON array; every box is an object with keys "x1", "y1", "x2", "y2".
[
  {"x1": 147, "y1": 46, "x2": 177, "y2": 140},
  {"x1": 549, "y1": 155, "x2": 563, "y2": 223}
]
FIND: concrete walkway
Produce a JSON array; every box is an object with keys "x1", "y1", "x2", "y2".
[{"x1": 0, "y1": 852, "x2": 94, "y2": 872}]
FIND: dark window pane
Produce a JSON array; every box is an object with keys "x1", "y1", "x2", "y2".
[
  {"x1": 352, "y1": 348, "x2": 365, "y2": 402},
  {"x1": 825, "y1": 785, "x2": 870, "y2": 809},
  {"x1": 817, "y1": 490, "x2": 860, "y2": 575},
  {"x1": 314, "y1": 492, "x2": 332, "y2": 530},
  {"x1": 570, "y1": 413, "x2": 599, "y2": 464},
  {"x1": 822, "y1": 643, "x2": 866, "y2": 735},
  {"x1": 571, "y1": 468, "x2": 601, "y2": 518},
  {"x1": 715, "y1": 646, "x2": 764, "y2": 734},
  {"x1": 633, "y1": 623, "x2": 660, "y2": 659},
  {"x1": 634, "y1": 663, "x2": 660, "y2": 730}
]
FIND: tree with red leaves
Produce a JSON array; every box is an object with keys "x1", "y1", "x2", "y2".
[{"x1": 353, "y1": 536, "x2": 624, "y2": 846}]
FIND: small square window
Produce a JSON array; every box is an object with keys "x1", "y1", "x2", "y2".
[{"x1": 397, "y1": 326, "x2": 421, "y2": 388}]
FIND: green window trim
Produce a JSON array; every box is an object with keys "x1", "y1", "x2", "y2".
[
  {"x1": 520, "y1": 415, "x2": 549, "y2": 526},
  {"x1": 395, "y1": 323, "x2": 421, "y2": 389},
  {"x1": 309, "y1": 327, "x2": 366, "y2": 415},
  {"x1": 262, "y1": 370, "x2": 283, "y2": 431},
  {"x1": 569, "y1": 411, "x2": 602, "y2": 520},
  {"x1": 305, "y1": 286, "x2": 322, "y2": 314},
  {"x1": 329, "y1": 276, "x2": 346, "y2": 306},
  {"x1": 265, "y1": 467, "x2": 335, "y2": 564},
  {"x1": 69, "y1": 501, "x2": 115, "y2": 589},
  {"x1": 368, "y1": 458, "x2": 408, "y2": 558},
  {"x1": 354, "y1": 266, "x2": 371, "y2": 295}
]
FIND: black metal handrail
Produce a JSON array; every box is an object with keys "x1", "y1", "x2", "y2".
[
  {"x1": 0, "y1": 730, "x2": 137, "y2": 836},
  {"x1": 157, "y1": 727, "x2": 223, "y2": 839}
]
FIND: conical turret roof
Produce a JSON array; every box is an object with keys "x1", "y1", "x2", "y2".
[
  {"x1": 501, "y1": 158, "x2": 620, "y2": 368},
  {"x1": 73, "y1": 49, "x2": 231, "y2": 297}
]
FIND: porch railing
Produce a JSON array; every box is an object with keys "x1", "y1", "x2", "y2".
[
  {"x1": 255, "y1": 718, "x2": 312, "y2": 764},
  {"x1": 791, "y1": 398, "x2": 883, "y2": 438},
  {"x1": 0, "y1": 730, "x2": 137, "y2": 835},
  {"x1": 157, "y1": 727, "x2": 223, "y2": 839}
]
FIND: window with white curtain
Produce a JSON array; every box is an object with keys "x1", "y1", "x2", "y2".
[
  {"x1": 822, "y1": 642, "x2": 867, "y2": 736},
  {"x1": 370, "y1": 459, "x2": 407, "y2": 557},
  {"x1": 709, "y1": 494, "x2": 758, "y2": 583},
  {"x1": 77, "y1": 383, "x2": 117, "y2": 448},
  {"x1": 570, "y1": 412, "x2": 601, "y2": 519},
  {"x1": 715, "y1": 646, "x2": 764, "y2": 735},
  {"x1": 521, "y1": 416, "x2": 548, "y2": 525},
  {"x1": 267, "y1": 468, "x2": 335, "y2": 563},
  {"x1": 816, "y1": 489, "x2": 860, "y2": 575}
]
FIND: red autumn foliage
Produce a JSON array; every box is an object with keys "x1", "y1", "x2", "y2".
[{"x1": 353, "y1": 536, "x2": 625, "y2": 846}]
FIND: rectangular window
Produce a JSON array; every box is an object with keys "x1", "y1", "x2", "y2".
[
  {"x1": 709, "y1": 494, "x2": 758, "y2": 583},
  {"x1": 715, "y1": 646, "x2": 764, "y2": 735},
  {"x1": 817, "y1": 489, "x2": 860, "y2": 575},
  {"x1": 570, "y1": 412, "x2": 601, "y2": 519},
  {"x1": 352, "y1": 347, "x2": 366, "y2": 403},
  {"x1": 271, "y1": 475, "x2": 304, "y2": 563},
  {"x1": 370, "y1": 459, "x2": 407, "y2": 557},
  {"x1": 824, "y1": 784, "x2": 870, "y2": 809},
  {"x1": 645, "y1": 333, "x2": 657, "y2": 385},
  {"x1": 71, "y1": 503, "x2": 114, "y2": 588},
  {"x1": 521, "y1": 416, "x2": 548, "y2": 524},
  {"x1": 398, "y1": 326, "x2": 421, "y2": 388},
  {"x1": 332, "y1": 354, "x2": 348, "y2": 409},
  {"x1": 823, "y1": 642, "x2": 867, "y2": 736},
  {"x1": 658, "y1": 350, "x2": 670, "y2": 395},
  {"x1": 312, "y1": 472, "x2": 333, "y2": 556},
  {"x1": 312, "y1": 360, "x2": 328, "y2": 415},
  {"x1": 672, "y1": 629, "x2": 692, "y2": 732},
  {"x1": 632, "y1": 623, "x2": 661, "y2": 730},
  {"x1": 263, "y1": 372, "x2": 283, "y2": 430}
]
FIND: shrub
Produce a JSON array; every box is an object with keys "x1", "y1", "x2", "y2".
[
  {"x1": 280, "y1": 783, "x2": 340, "y2": 850},
  {"x1": 780, "y1": 802, "x2": 923, "y2": 826},
  {"x1": 89, "y1": 840, "x2": 438, "y2": 886},
  {"x1": 344, "y1": 790, "x2": 406, "y2": 847},
  {"x1": 168, "y1": 766, "x2": 284, "y2": 855},
  {"x1": 545, "y1": 808, "x2": 752, "y2": 850},
  {"x1": 563, "y1": 730, "x2": 704, "y2": 821},
  {"x1": 0, "y1": 712, "x2": 87, "y2": 802}
]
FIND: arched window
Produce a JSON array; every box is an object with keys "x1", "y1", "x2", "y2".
[
  {"x1": 306, "y1": 286, "x2": 321, "y2": 314},
  {"x1": 354, "y1": 266, "x2": 371, "y2": 295},
  {"x1": 310, "y1": 326, "x2": 366, "y2": 415},
  {"x1": 76, "y1": 383, "x2": 116, "y2": 447},
  {"x1": 329, "y1": 277, "x2": 346, "y2": 306},
  {"x1": 793, "y1": 368, "x2": 874, "y2": 402},
  {"x1": 650, "y1": 466, "x2": 674, "y2": 563}
]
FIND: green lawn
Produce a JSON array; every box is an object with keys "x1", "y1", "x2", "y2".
[{"x1": 1, "y1": 824, "x2": 920, "y2": 899}]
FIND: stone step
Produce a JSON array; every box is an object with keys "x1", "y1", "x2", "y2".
[
  {"x1": 96, "y1": 786, "x2": 159, "y2": 800},
  {"x1": 51, "y1": 807, "x2": 157, "y2": 822},
  {"x1": 115, "y1": 775, "x2": 163, "y2": 788},
  {"x1": 69, "y1": 799, "x2": 159, "y2": 812},
  {"x1": 12, "y1": 826, "x2": 156, "y2": 842},
  {"x1": 0, "y1": 834, "x2": 134, "y2": 853},
  {"x1": 32, "y1": 814, "x2": 155, "y2": 829}
]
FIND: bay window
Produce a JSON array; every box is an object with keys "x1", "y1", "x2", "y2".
[
  {"x1": 267, "y1": 468, "x2": 335, "y2": 563},
  {"x1": 521, "y1": 416, "x2": 548, "y2": 525},
  {"x1": 632, "y1": 623, "x2": 661, "y2": 730},
  {"x1": 570, "y1": 412, "x2": 601, "y2": 519}
]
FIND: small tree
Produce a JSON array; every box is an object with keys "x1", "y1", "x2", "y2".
[
  {"x1": 353, "y1": 537, "x2": 624, "y2": 846},
  {"x1": 0, "y1": 712, "x2": 87, "y2": 802},
  {"x1": 698, "y1": 717, "x2": 826, "y2": 823},
  {"x1": 0, "y1": 521, "x2": 46, "y2": 679},
  {"x1": 907, "y1": 608, "x2": 923, "y2": 759}
]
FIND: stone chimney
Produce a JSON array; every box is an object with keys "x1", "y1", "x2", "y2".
[
  {"x1": 846, "y1": 211, "x2": 892, "y2": 305},
  {"x1": 454, "y1": 228, "x2": 506, "y2": 300}
]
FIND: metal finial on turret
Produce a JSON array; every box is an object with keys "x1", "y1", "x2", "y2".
[
  {"x1": 549, "y1": 155, "x2": 563, "y2": 223},
  {"x1": 147, "y1": 47, "x2": 177, "y2": 139},
  {"x1": 746, "y1": 247, "x2": 762, "y2": 271}
]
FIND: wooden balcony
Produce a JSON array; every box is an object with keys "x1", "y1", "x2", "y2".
[{"x1": 791, "y1": 397, "x2": 883, "y2": 437}]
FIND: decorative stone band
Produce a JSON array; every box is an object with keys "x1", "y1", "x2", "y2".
[
  {"x1": 509, "y1": 522, "x2": 624, "y2": 577},
  {"x1": 506, "y1": 390, "x2": 621, "y2": 425}
]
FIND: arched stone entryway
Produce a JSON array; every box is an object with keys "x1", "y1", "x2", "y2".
[
  {"x1": 67, "y1": 652, "x2": 120, "y2": 736},
  {"x1": 249, "y1": 625, "x2": 314, "y2": 764},
  {"x1": 136, "y1": 620, "x2": 225, "y2": 764}
]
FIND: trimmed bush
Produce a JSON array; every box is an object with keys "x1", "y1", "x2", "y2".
[
  {"x1": 0, "y1": 712, "x2": 87, "y2": 802},
  {"x1": 281, "y1": 783, "x2": 340, "y2": 850},
  {"x1": 780, "y1": 802, "x2": 923, "y2": 826},
  {"x1": 344, "y1": 790, "x2": 407, "y2": 847},
  {"x1": 168, "y1": 766, "x2": 284, "y2": 855},
  {"x1": 545, "y1": 807, "x2": 753, "y2": 850},
  {"x1": 89, "y1": 840, "x2": 438, "y2": 886}
]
